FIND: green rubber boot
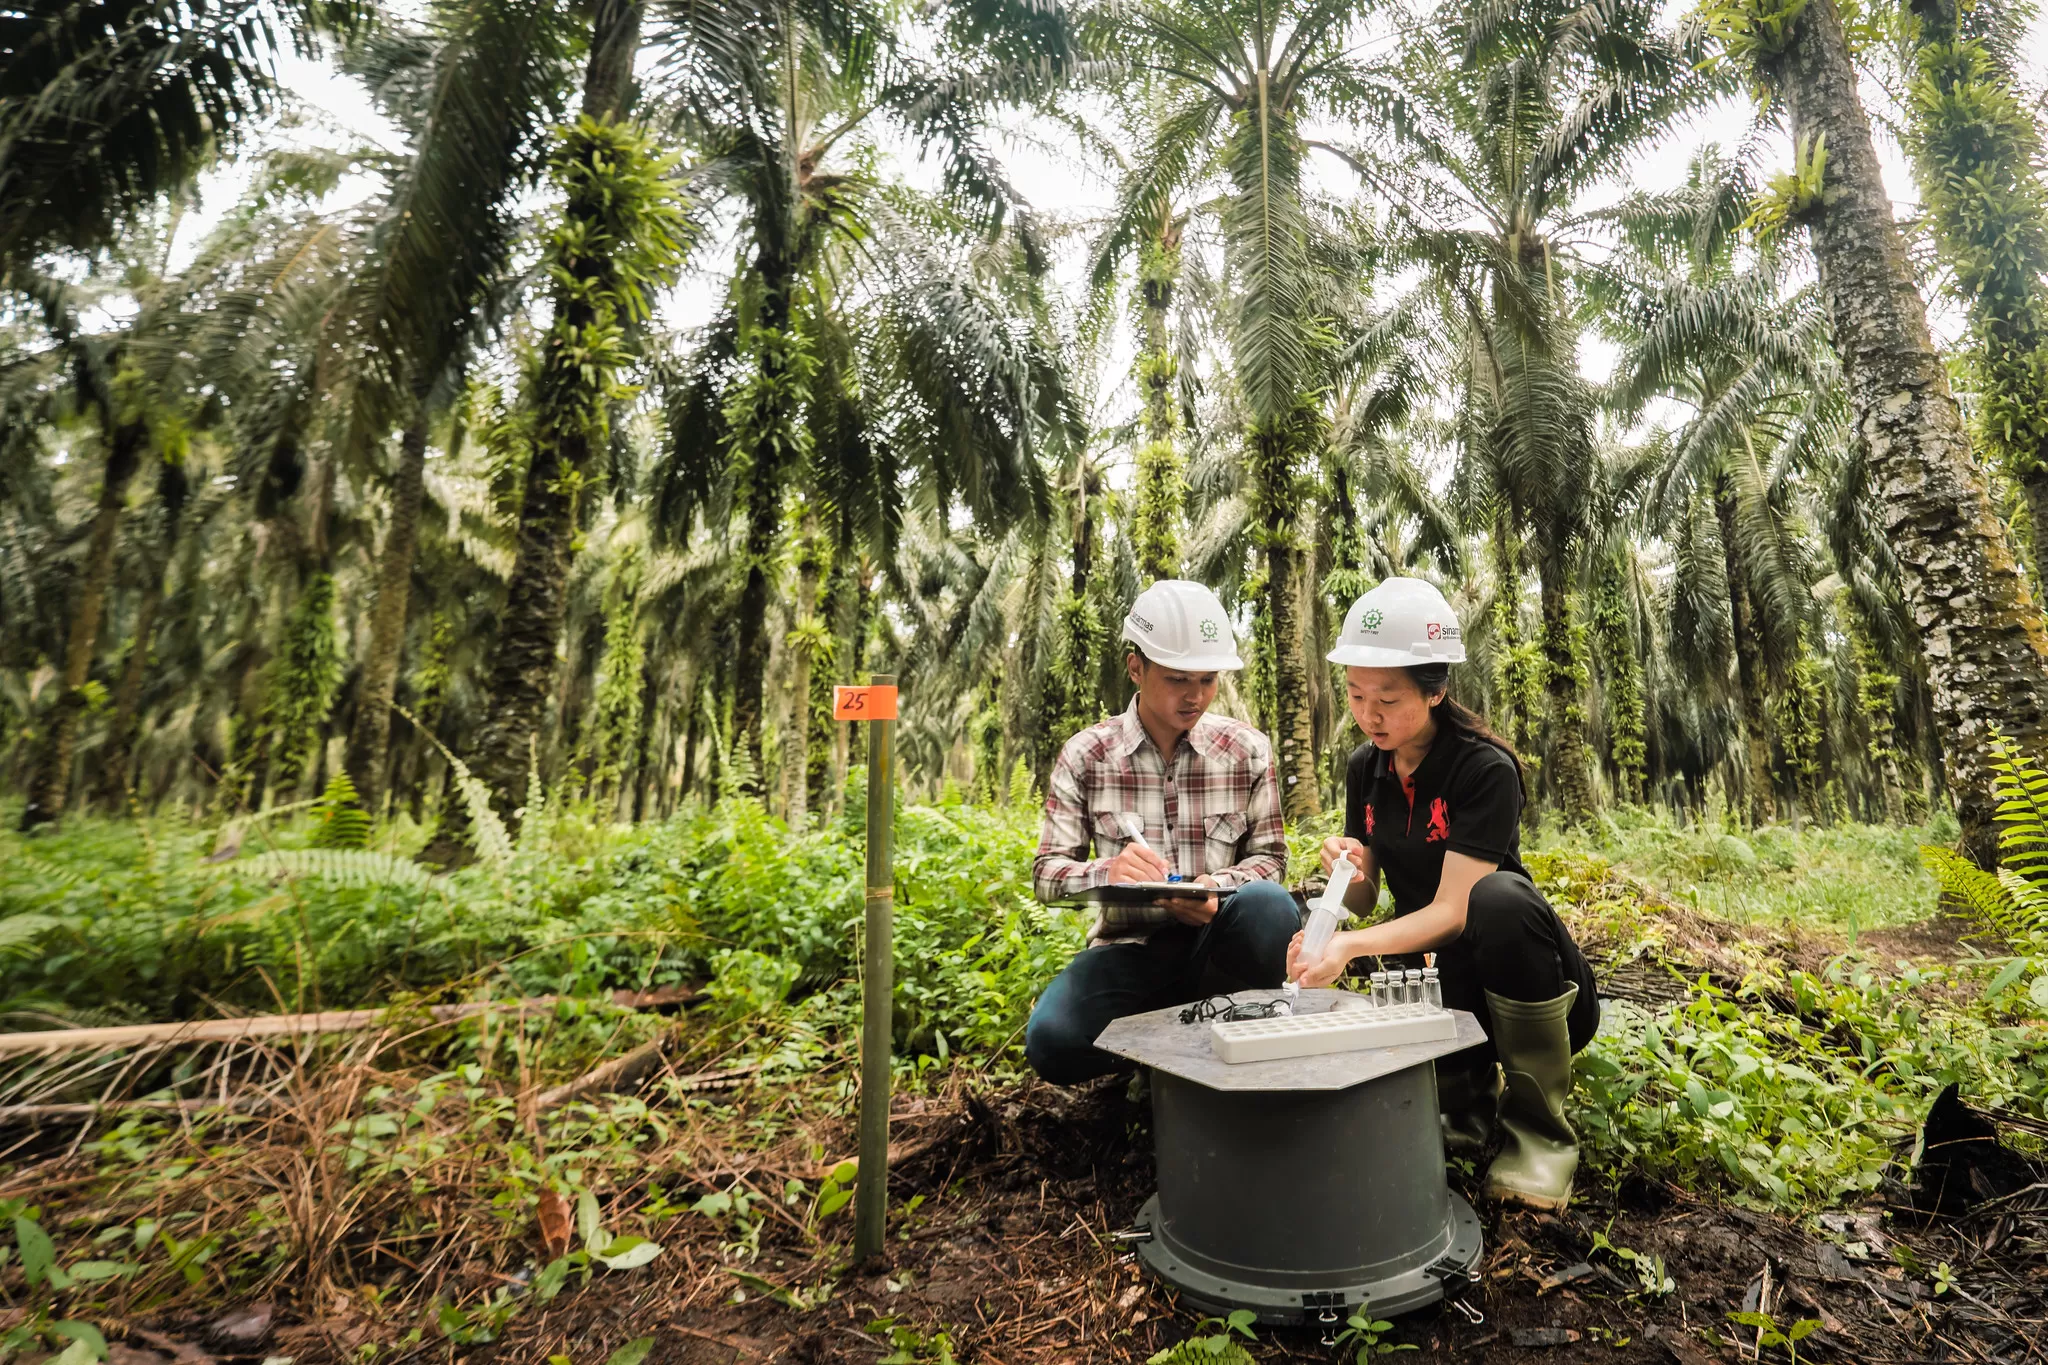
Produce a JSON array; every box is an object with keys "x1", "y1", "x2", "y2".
[
  {"x1": 1435, "y1": 1055, "x2": 1500, "y2": 1159},
  {"x1": 1482, "y1": 984, "x2": 1580, "y2": 1211}
]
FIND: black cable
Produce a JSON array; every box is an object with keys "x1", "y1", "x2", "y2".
[{"x1": 1178, "y1": 994, "x2": 1293, "y2": 1025}]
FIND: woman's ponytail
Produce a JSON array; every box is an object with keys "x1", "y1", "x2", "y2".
[{"x1": 1405, "y1": 664, "x2": 1526, "y2": 798}]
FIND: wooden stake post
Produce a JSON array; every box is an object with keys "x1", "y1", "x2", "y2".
[{"x1": 835, "y1": 674, "x2": 898, "y2": 1261}]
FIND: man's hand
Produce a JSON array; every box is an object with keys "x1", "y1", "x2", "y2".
[
  {"x1": 1321, "y1": 836, "x2": 1367, "y2": 875},
  {"x1": 1286, "y1": 928, "x2": 1352, "y2": 988},
  {"x1": 1159, "y1": 875, "x2": 1220, "y2": 927},
  {"x1": 1107, "y1": 842, "x2": 1170, "y2": 884}
]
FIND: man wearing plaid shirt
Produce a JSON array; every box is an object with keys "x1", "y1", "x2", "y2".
[{"x1": 1025, "y1": 580, "x2": 1299, "y2": 1084}]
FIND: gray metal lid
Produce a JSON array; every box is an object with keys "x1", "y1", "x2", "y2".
[{"x1": 1094, "y1": 988, "x2": 1487, "y2": 1091}]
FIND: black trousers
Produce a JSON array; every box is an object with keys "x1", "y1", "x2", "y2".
[
  {"x1": 1024, "y1": 882, "x2": 1301, "y2": 1085},
  {"x1": 1377, "y1": 870, "x2": 1599, "y2": 1070}
]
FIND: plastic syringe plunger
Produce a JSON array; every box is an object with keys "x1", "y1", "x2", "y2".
[{"x1": 1290, "y1": 856, "x2": 1356, "y2": 990}]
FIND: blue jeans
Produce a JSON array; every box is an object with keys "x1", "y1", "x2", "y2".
[{"x1": 1024, "y1": 880, "x2": 1302, "y2": 1085}]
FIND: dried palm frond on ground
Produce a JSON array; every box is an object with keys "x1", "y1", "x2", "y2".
[{"x1": 6, "y1": 1063, "x2": 2041, "y2": 1365}]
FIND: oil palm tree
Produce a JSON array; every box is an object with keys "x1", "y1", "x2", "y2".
[
  {"x1": 1714, "y1": 0, "x2": 2048, "y2": 860},
  {"x1": 1082, "y1": 0, "x2": 1405, "y2": 817},
  {"x1": 1361, "y1": 0, "x2": 1711, "y2": 821},
  {"x1": 1897, "y1": 0, "x2": 2048, "y2": 578},
  {"x1": 335, "y1": 0, "x2": 579, "y2": 812},
  {"x1": 641, "y1": 0, "x2": 1078, "y2": 789},
  {"x1": 0, "y1": 0, "x2": 366, "y2": 273},
  {"x1": 424, "y1": 0, "x2": 690, "y2": 857},
  {"x1": 1596, "y1": 149, "x2": 1838, "y2": 825}
]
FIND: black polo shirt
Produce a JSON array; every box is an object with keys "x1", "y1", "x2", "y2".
[{"x1": 1343, "y1": 727, "x2": 1529, "y2": 916}]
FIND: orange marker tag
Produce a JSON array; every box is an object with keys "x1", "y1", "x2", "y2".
[{"x1": 833, "y1": 685, "x2": 898, "y2": 721}]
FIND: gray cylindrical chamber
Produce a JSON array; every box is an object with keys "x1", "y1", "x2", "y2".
[{"x1": 1137, "y1": 1064, "x2": 1482, "y2": 1324}]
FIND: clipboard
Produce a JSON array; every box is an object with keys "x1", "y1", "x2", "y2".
[{"x1": 1063, "y1": 881, "x2": 1239, "y2": 906}]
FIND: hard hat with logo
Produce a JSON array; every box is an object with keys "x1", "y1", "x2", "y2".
[
  {"x1": 1327, "y1": 577, "x2": 1467, "y2": 667},
  {"x1": 1121, "y1": 580, "x2": 1244, "y2": 671}
]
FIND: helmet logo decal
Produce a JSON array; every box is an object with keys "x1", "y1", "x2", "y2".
[
  {"x1": 1200, "y1": 619, "x2": 1219, "y2": 641},
  {"x1": 1131, "y1": 612, "x2": 1154, "y2": 633},
  {"x1": 1361, "y1": 608, "x2": 1385, "y2": 633},
  {"x1": 1426, "y1": 622, "x2": 1441, "y2": 640}
]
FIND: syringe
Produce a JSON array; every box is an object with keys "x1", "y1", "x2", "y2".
[{"x1": 1286, "y1": 854, "x2": 1357, "y2": 1000}]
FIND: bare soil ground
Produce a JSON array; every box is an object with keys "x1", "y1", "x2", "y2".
[{"x1": 43, "y1": 1073, "x2": 2045, "y2": 1365}]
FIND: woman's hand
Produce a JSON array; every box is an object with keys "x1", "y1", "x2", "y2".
[
  {"x1": 1285, "y1": 929, "x2": 1352, "y2": 989},
  {"x1": 1321, "y1": 836, "x2": 1367, "y2": 875}
]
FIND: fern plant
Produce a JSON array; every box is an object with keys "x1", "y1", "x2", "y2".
[
  {"x1": 1147, "y1": 1312, "x2": 1258, "y2": 1365},
  {"x1": 244, "y1": 848, "x2": 436, "y2": 891},
  {"x1": 310, "y1": 773, "x2": 372, "y2": 850},
  {"x1": 1922, "y1": 731, "x2": 2048, "y2": 1008},
  {"x1": 396, "y1": 703, "x2": 513, "y2": 868}
]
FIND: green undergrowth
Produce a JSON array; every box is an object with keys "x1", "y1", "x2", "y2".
[
  {"x1": 2, "y1": 791, "x2": 2044, "y2": 1232},
  {"x1": 1530, "y1": 806, "x2": 1949, "y2": 932},
  {"x1": 0, "y1": 786, "x2": 1082, "y2": 1061}
]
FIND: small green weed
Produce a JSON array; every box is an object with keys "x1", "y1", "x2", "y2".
[
  {"x1": 867, "y1": 1318, "x2": 958, "y2": 1364},
  {"x1": 1335, "y1": 1312, "x2": 1415, "y2": 1358},
  {"x1": 1725, "y1": 1310, "x2": 1823, "y2": 1365},
  {"x1": 1589, "y1": 1226, "x2": 1675, "y2": 1297}
]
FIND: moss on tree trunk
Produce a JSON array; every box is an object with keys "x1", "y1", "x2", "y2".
[{"x1": 1765, "y1": 0, "x2": 2048, "y2": 863}]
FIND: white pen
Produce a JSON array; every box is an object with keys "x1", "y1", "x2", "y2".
[{"x1": 1118, "y1": 812, "x2": 1182, "y2": 882}]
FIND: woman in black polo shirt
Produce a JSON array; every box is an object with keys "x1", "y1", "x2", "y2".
[{"x1": 1286, "y1": 577, "x2": 1599, "y2": 1211}]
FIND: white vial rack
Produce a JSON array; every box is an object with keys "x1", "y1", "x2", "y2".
[{"x1": 1211, "y1": 1001, "x2": 1456, "y2": 1064}]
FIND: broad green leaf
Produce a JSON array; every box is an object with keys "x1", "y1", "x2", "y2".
[
  {"x1": 606, "y1": 1337, "x2": 656, "y2": 1365},
  {"x1": 594, "y1": 1235, "x2": 663, "y2": 1270},
  {"x1": 1983, "y1": 956, "x2": 2031, "y2": 998},
  {"x1": 68, "y1": 1260, "x2": 133, "y2": 1281},
  {"x1": 50, "y1": 1321, "x2": 108, "y2": 1359},
  {"x1": 15, "y1": 1215, "x2": 55, "y2": 1286}
]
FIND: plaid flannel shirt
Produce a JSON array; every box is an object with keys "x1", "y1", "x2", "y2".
[{"x1": 1033, "y1": 701, "x2": 1288, "y2": 944}]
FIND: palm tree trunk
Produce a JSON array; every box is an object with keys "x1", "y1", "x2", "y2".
[
  {"x1": 1714, "y1": 484, "x2": 1777, "y2": 827},
  {"x1": 95, "y1": 574, "x2": 162, "y2": 810},
  {"x1": 823, "y1": 553, "x2": 857, "y2": 810},
  {"x1": 780, "y1": 508, "x2": 824, "y2": 826},
  {"x1": 732, "y1": 470, "x2": 784, "y2": 795},
  {"x1": 1489, "y1": 513, "x2": 1538, "y2": 761},
  {"x1": 346, "y1": 416, "x2": 430, "y2": 813},
  {"x1": 1538, "y1": 573, "x2": 1594, "y2": 823},
  {"x1": 1901, "y1": 0, "x2": 2048, "y2": 591},
  {"x1": 424, "y1": 0, "x2": 645, "y2": 857},
  {"x1": 1133, "y1": 225, "x2": 1183, "y2": 581},
  {"x1": 1767, "y1": 0, "x2": 2048, "y2": 863},
  {"x1": 728, "y1": 253, "x2": 809, "y2": 795},
  {"x1": 1267, "y1": 540, "x2": 1320, "y2": 820},
  {"x1": 19, "y1": 421, "x2": 145, "y2": 830},
  {"x1": 629, "y1": 664, "x2": 660, "y2": 821}
]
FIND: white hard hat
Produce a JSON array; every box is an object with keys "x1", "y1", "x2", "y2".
[
  {"x1": 1327, "y1": 578, "x2": 1467, "y2": 667},
  {"x1": 1122, "y1": 580, "x2": 1244, "y2": 671}
]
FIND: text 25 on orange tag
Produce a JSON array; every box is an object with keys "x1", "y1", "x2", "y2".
[{"x1": 833, "y1": 685, "x2": 898, "y2": 721}]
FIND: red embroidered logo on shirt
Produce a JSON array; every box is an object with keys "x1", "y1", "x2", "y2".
[
  {"x1": 1364, "y1": 805, "x2": 1375, "y2": 836},
  {"x1": 1426, "y1": 798, "x2": 1449, "y2": 843}
]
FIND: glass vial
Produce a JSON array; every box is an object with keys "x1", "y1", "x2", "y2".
[
  {"x1": 1422, "y1": 966, "x2": 1442, "y2": 1010},
  {"x1": 1369, "y1": 970, "x2": 1388, "y2": 1007},
  {"x1": 1404, "y1": 969, "x2": 1423, "y2": 1005}
]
